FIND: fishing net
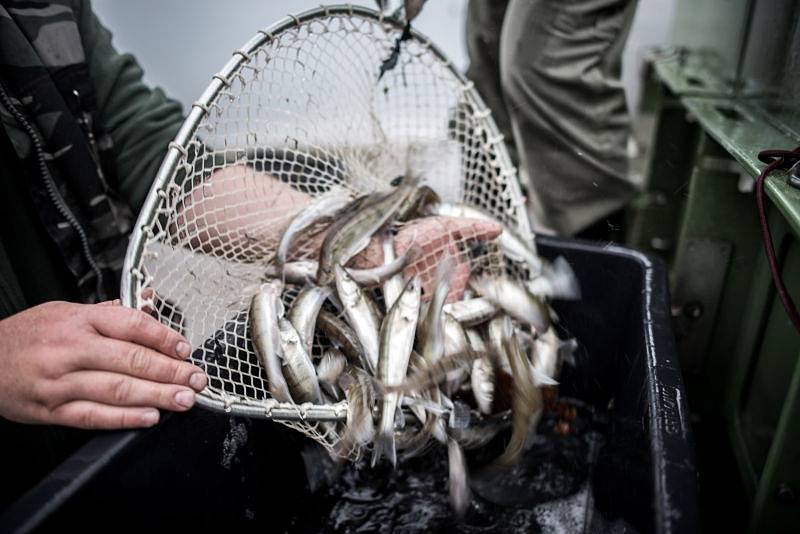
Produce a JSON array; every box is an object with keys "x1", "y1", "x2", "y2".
[{"x1": 122, "y1": 5, "x2": 533, "y2": 459}]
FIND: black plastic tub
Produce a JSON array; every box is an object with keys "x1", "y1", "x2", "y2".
[{"x1": 0, "y1": 238, "x2": 698, "y2": 533}]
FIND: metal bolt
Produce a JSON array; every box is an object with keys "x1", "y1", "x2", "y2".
[
  {"x1": 683, "y1": 301, "x2": 703, "y2": 320},
  {"x1": 775, "y1": 483, "x2": 797, "y2": 503}
]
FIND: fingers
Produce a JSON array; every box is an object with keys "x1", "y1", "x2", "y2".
[
  {"x1": 54, "y1": 370, "x2": 197, "y2": 412},
  {"x1": 88, "y1": 305, "x2": 191, "y2": 360},
  {"x1": 49, "y1": 400, "x2": 161, "y2": 429},
  {"x1": 79, "y1": 338, "x2": 207, "y2": 391}
]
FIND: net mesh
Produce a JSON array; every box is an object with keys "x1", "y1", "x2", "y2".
[{"x1": 123, "y1": 7, "x2": 532, "y2": 459}]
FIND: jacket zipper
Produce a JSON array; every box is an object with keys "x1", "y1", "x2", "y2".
[
  {"x1": 0, "y1": 81, "x2": 104, "y2": 297},
  {"x1": 71, "y1": 89, "x2": 109, "y2": 188}
]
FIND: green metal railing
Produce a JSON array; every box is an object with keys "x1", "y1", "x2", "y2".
[{"x1": 628, "y1": 1, "x2": 800, "y2": 531}]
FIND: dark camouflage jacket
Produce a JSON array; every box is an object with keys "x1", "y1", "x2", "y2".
[{"x1": 0, "y1": 0, "x2": 183, "y2": 308}]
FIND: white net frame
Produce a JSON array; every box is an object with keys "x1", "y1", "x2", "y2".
[{"x1": 121, "y1": 5, "x2": 532, "y2": 456}]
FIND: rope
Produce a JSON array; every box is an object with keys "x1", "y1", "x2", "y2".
[{"x1": 755, "y1": 146, "x2": 800, "y2": 332}]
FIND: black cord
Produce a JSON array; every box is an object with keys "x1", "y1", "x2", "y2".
[{"x1": 755, "y1": 147, "x2": 800, "y2": 333}]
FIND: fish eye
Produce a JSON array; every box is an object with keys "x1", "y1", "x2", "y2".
[{"x1": 389, "y1": 175, "x2": 403, "y2": 187}]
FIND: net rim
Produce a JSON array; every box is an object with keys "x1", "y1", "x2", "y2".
[{"x1": 121, "y1": 4, "x2": 532, "y2": 422}]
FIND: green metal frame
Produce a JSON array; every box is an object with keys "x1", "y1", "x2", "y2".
[
  {"x1": 628, "y1": 62, "x2": 703, "y2": 264},
  {"x1": 725, "y1": 209, "x2": 800, "y2": 532},
  {"x1": 669, "y1": 97, "x2": 800, "y2": 532},
  {"x1": 629, "y1": 2, "x2": 800, "y2": 531}
]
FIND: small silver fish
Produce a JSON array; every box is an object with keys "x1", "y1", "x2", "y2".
[
  {"x1": 381, "y1": 231, "x2": 404, "y2": 310},
  {"x1": 418, "y1": 257, "x2": 453, "y2": 365},
  {"x1": 527, "y1": 256, "x2": 581, "y2": 300},
  {"x1": 386, "y1": 348, "x2": 483, "y2": 394},
  {"x1": 443, "y1": 297, "x2": 498, "y2": 327},
  {"x1": 395, "y1": 184, "x2": 440, "y2": 221},
  {"x1": 278, "y1": 318, "x2": 322, "y2": 404},
  {"x1": 334, "y1": 264, "x2": 382, "y2": 374},
  {"x1": 250, "y1": 280, "x2": 293, "y2": 403},
  {"x1": 318, "y1": 178, "x2": 417, "y2": 286},
  {"x1": 336, "y1": 367, "x2": 377, "y2": 457},
  {"x1": 345, "y1": 243, "x2": 421, "y2": 287},
  {"x1": 437, "y1": 311, "x2": 472, "y2": 394},
  {"x1": 442, "y1": 312, "x2": 470, "y2": 358},
  {"x1": 447, "y1": 437, "x2": 472, "y2": 518},
  {"x1": 288, "y1": 285, "x2": 333, "y2": 356},
  {"x1": 265, "y1": 260, "x2": 318, "y2": 285},
  {"x1": 487, "y1": 315, "x2": 512, "y2": 374},
  {"x1": 316, "y1": 310, "x2": 367, "y2": 369},
  {"x1": 276, "y1": 188, "x2": 354, "y2": 268},
  {"x1": 397, "y1": 376, "x2": 436, "y2": 456},
  {"x1": 373, "y1": 276, "x2": 421, "y2": 467},
  {"x1": 471, "y1": 354, "x2": 495, "y2": 415},
  {"x1": 316, "y1": 348, "x2": 347, "y2": 400},
  {"x1": 470, "y1": 275, "x2": 551, "y2": 333},
  {"x1": 426, "y1": 202, "x2": 542, "y2": 274},
  {"x1": 465, "y1": 328, "x2": 488, "y2": 353},
  {"x1": 494, "y1": 323, "x2": 543, "y2": 467}
]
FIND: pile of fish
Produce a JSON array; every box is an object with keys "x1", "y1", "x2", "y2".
[{"x1": 248, "y1": 175, "x2": 580, "y2": 516}]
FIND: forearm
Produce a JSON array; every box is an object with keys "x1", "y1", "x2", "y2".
[{"x1": 174, "y1": 165, "x2": 313, "y2": 262}]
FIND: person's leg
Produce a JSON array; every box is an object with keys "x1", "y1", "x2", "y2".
[
  {"x1": 500, "y1": 0, "x2": 640, "y2": 237},
  {"x1": 464, "y1": 0, "x2": 517, "y2": 165}
]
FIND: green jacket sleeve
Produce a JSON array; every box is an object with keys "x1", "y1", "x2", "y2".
[{"x1": 78, "y1": 0, "x2": 185, "y2": 212}]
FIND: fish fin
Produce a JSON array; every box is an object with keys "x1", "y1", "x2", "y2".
[
  {"x1": 406, "y1": 400, "x2": 428, "y2": 424},
  {"x1": 531, "y1": 365, "x2": 559, "y2": 387},
  {"x1": 402, "y1": 396, "x2": 447, "y2": 416},
  {"x1": 548, "y1": 256, "x2": 581, "y2": 300},
  {"x1": 394, "y1": 399, "x2": 406, "y2": 429},
  {"x1": 559, "y1": 338, "x2": 579, "y2": 367},
  {"x1": 371, "y1": 431, "x2": 397, "y2": 467}
]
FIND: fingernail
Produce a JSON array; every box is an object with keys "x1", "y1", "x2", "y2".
[
  {"x1": 189, "y1": 372, "x2": 207, "y2": 391},
  {"x1": 176, "y1": 341, "x2": 191, "y2": 359},
  {"x1": 175, "y1": 390, "x2": 195, "y2": 409},
  {"x1": 142, "y1": 410, "x2": 159, "y2": 427}
]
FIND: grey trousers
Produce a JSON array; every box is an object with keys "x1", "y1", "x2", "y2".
[{"x1": 466, "y1": 0, "x2": 640, "y2": 236}]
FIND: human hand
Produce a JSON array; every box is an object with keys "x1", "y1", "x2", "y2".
[
  {"x1": 352, "y1": 215, "x2": 502, "y2": 302},
  {"x1": 0, "y1": 301, "x2": 207, "y2": 429}
]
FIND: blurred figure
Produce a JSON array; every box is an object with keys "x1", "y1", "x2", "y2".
[{"x1": 466, "y1": 0, "x2": 640, "y2": 241}]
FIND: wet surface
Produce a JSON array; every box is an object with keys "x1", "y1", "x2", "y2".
[{"x1": 286, "y1": 399, "x2": 638, "y2": 533}]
